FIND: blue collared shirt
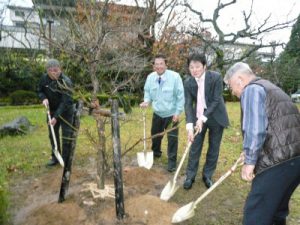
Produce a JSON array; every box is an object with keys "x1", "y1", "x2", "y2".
[
  {"x1": 144, "y1": 69, "x2": 184, "y2": 118},
  {"x1": 241, "y1": 84, "x2": 268, "y2": 165}
]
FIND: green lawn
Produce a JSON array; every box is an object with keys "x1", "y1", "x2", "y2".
[{"x1": 0, "y1": 103, "x2": 299, "y2": 224}]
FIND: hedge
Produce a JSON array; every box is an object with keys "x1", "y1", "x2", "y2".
[{"x1": 9, "y1": 90, "x2": 39, "y2": 105}]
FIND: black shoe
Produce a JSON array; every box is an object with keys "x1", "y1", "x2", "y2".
[
  {"x1": 183, "y1": 178, "x2": 195, "y2": 190},
  {"x1": 153, "y1": 152, "x2": 162, "y2": 158},
  {"x1": 167, "y1": 161, "x2": 176, "y2": 172},
  {"x1": 202, "y1": 177, "x2": 213, "y2": 188},
  {"x1": 46, "y1": 159, "x2": 59, "y2": 167},
  {"x1": 167, "y1": 167, "x2": 176, "y2": 172}
]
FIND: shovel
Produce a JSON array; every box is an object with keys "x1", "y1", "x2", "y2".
[
  {"x1": 171, "y1": 155, "x2": 244, "y2": 223},
  {"x1": 160, "y1": 128, "x2": 201, "y2": 201},
  {"x1": 137, "y1": 110, "x2": 153, "y2": 170},
  {"x1": 45, "y1": 105, "x2": 65, "y2": 167}
]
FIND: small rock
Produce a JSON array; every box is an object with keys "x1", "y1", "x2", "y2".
[{"x1": 0, "y1": 116, "x2": 34, "y2": 137}]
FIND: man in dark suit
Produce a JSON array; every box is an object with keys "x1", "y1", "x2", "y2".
[{"x1": 183, "y1": 53, "x2": 229, "y2": 189}]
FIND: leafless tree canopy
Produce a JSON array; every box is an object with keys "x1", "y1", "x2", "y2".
[{"x1": 182, "y1": 0, "x2": 297, "y2": 71}]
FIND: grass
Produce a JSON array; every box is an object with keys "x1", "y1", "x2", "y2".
[{"x1": 0, "y1": 103, "x2": 299, "y2": 224}]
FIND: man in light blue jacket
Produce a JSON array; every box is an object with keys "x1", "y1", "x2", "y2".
[{"x1": 140, "y1": 54, "x2": 184, "y2": 172}]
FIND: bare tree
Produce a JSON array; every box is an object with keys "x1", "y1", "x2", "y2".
[
  {"x1": 133, "y1": 0, "x2": 184, "y2": 58},
  {"x1": 182, "y1": 0, "x2": 297, "y2": 72}
]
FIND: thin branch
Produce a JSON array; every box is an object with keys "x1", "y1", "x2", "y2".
[
  {"x1": 183, "y1": 2, "x2": 212, "y2": 23},
  {"x1": 122, "y1": 119, "x2": 184, "y2": 156}
]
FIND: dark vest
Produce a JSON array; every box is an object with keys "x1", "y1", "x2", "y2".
[{"x1": 246, "y1": 79, "x2": 300, "y2": 174}]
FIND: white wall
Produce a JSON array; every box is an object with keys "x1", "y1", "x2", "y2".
[{"x1": 0, "y1": 0, "x2": 47, "y2": 50}]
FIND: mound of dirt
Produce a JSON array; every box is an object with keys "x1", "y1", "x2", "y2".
[
  {"x1": 123, "y1": 166, "x2": 169, "y2": 194},
  {"x1": 98, "y1": 194, "x2": 178, "y2": 225},
  {"x1": 11, "y1": 165, "x2": 179, "y2": 225}
]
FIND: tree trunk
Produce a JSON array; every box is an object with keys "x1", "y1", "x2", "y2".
[
  {"x1": 96, "y1": 116, "x2": 106, "y2": 189},
  {"x1": 89, "y1": 62, "x2": 107, "y2": 189}
]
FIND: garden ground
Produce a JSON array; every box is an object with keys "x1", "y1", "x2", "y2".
[{"x1": 1, "y1": 104, "x2": 300, "y2": 225}]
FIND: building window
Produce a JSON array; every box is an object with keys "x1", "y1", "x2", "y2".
[
  {"x1": 15, "y1": 10, "x2": 25, "y2": 17},
  {"x1": 15, "y1": 22, "x2": 25, "y2": 27}
]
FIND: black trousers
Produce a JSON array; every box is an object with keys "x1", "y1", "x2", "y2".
[
  {"x1": 47, "y1": 110, "x2": 74, "y2": 163},
  {"x1": 186, "y1": 116, "x2": 224, "y2": 180},
  {"x1": 243, "y1": 157, "x2": 300, "y2": 225},
  {"x1": 151, "y1": 113, "x2": 178, "y2": 168}
]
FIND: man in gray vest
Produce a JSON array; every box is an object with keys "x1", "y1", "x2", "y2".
[{"x1": 224, "y1": 62, "x2": 300, "y2": 225}]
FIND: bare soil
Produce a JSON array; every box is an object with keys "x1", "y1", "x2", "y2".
[
  {"x1": 8, "y1": 156, "x2": 300, "y2": 225},
  {"x1": 9, "y1": 160, "x2": 180, "y2": 225}
]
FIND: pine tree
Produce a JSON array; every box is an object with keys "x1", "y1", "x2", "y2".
[
  {"x1": 276, "y1": 14, "x2": 300, "y2": 93},
  {"x1": 285, "y1": 14, "x2": 300, "y2": 58}
]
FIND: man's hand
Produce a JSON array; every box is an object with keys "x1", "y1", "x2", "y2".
[
  {"x1": 187, "y1": 129, "x2": 194, "y2": 142},
  {"x1": 172, "y1": 115, "x2": 179, "y2": 122},
  {"x1": 241, "y1": 164, "x2": 255, "y2": 182},
  {"x1": 140, "y1": 102, "x2": 149, "y2": 108},
  {"x1": 195, "y1": 119, "x2": 203, "y2": 132},
  {"x1": 43, "y1": 99, "x2": 49, "y2": 107},
  {"x1": 49, "y1": 117, "x2": 57, "y2": 126}
]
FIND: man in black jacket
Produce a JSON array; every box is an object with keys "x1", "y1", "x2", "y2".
[
  {"x1": 37, "y1": 59, "x2": 74, "y2": 167},
  {"x1": 183, "y1": 53, "x2": 229, "y2": 189},
  {"x1": 224, "y1": 62, "x2": 300, "y2": 225}
]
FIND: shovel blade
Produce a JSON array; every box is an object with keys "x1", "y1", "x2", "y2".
[
  {"x1": 137, "y1": 151, "x2": 153, "y2": 170},
  {"x1": 160, "y1": 180, "x2": 179, "y2": 201},
  {"x1": 54, "y1": 150, "x2": 65, "y2": 167},
  {"x1": 172, "y1": 201, "x2": 195, "y2": 223}
]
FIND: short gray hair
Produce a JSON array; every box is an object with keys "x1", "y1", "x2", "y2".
[
  {"x1": 46, "y1": 58, "x2": 60, "y2": 69},
  {"x1": 224, "y1": 62, "x2": 254, "y2": 83}
]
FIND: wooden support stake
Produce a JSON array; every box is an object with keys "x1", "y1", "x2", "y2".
[
  {"x1": 58, "y1": 101, "x2": 83, "y2": 202},
  {"x1": 111, "y1": 100, "x2": 125, "y2": 220}
]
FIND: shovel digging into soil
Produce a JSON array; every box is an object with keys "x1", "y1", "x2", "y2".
[
  {"x1": 45, "y1": 104, "x2": 64, "y2": 167},
  {"x1": 137, "y1": 110, "x2": 153, "y2": 170},
  {"x1": 160, "y1": 128, "x2": 201, "y2": 201},
  {"x1": 171, "y1": 155, "x2": 244, "y2": 223}
]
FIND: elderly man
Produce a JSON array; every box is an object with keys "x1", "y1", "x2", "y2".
[
  {"x1": 140, "y1": 54, "x2": 184, "y2": 172},
  {"x1": 37, "y1": 59, "x2": 74, "y2": 167},
  {"x1": 224, "y1": 62, "x2": 300, "y2": 225}
]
